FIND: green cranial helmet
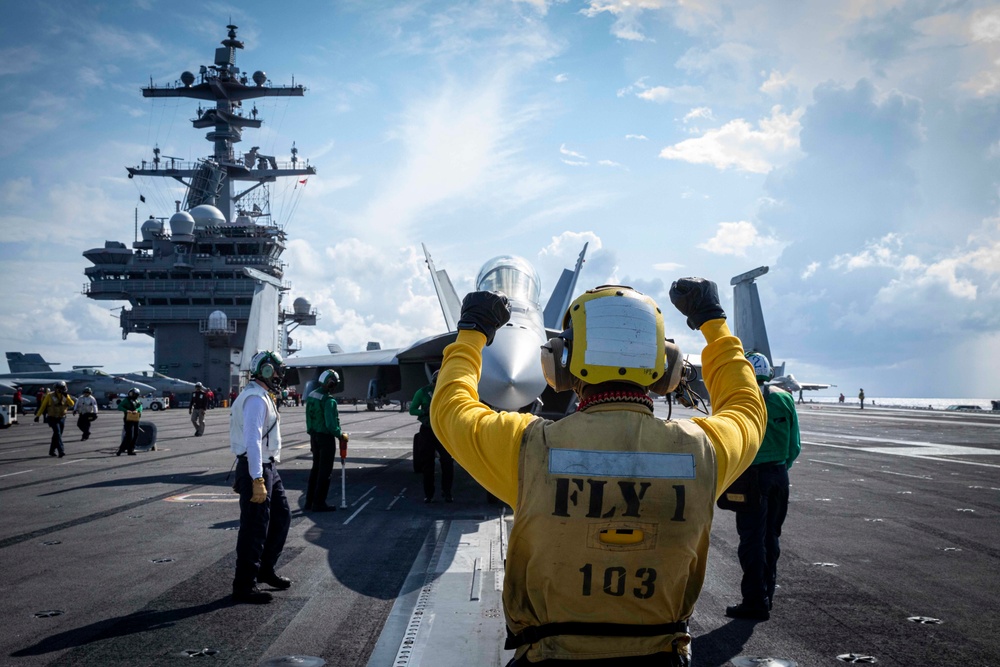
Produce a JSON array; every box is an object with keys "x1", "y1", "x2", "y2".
[
  {"x1": 249, "y1": 350, "x2": 285, "y2": 390},
  {"x1": 318, "y1": 369, "x2": 339, "y2": 389}
]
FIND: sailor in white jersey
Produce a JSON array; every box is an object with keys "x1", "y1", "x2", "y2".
[{"x1": 230, "y1": 350, "x2": 293, "y2": 604}]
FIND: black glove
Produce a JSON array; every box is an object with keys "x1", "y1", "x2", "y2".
[
  {"x1": 457, "y1": 291, "x2": 511, "y2": 345},
  {"x1": 669, "y1": 277, "x2": 726, "y2": 330}
]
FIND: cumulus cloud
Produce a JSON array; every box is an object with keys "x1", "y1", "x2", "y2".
[
  {"x1": 540, "y1": 230, "x2": 603, "y2": 259},
  {"x1": 697, "y1": 221, "x2": 783, "y2": 257},
  {"x1": 580, "y1": 0, "x2": 672, "y2": 42},
  {"x1": 636, "y1": 85, "x2": 706, "y2": 105},
  {"x1": 683, "y1": 107, "x2": 715, "y2": 123},
  {"x1": 760, "y1": 69, "x2": 791, "y2": 95},
  {"x1": 660, "y1": 105, "x2": 804, "y2": 173}
]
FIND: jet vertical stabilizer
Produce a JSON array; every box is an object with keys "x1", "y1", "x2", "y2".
[
  {"x1": 422, "y1": 244, "x2": 461, "y2": 331},
  {"x1": 731, "y1": 266, "x2": 831, "y2": 394},
  {"x1": 543, "y1": 243, "x2": 588, "y2": 330},
  {"x1": 731, "y1": 266, "x2": 773, "y2": 364},
  {"x1": 241, "y1": 268, "x2": 282, "y2": 371},
  {"x1": 6, "y1": 352, "x2": 57, "y2": 373}
]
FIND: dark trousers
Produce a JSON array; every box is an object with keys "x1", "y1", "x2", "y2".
[
  {"x1": 119, "y1": 420, "x2": 139, "y2": 454},
  {"x1": 419, "y1": 423, "x2": 453, "y2": 500},
  {"x1": 305, "y1": 433, "x2": 337, "y2": 508},
  {"x1": 46, "y1": 417, "x2": 65, "y2": 455},
  {"x1": 233, "y1": 457, "x2": 291, "y2": 591},
  {"x1": 736, "y1": 463, "x2": 789, "y2": 609},
  {"x1": 508, "y1": 651, "x2": 688, "y2": 666},
  {"x1": 77, "y1": 414, "x2": 92, "y2": 439}
]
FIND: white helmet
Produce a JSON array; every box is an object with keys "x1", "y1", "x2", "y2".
[{"x1": 745, "y1": 352, "x2": 773, "y2": 384}]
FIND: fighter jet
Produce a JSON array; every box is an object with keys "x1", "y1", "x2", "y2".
[
  {"x1": 730, "y1": 266, "x2": 832, "y2": 394},
  {"x1": 2, "y1": 353, "x2": 156, "y2": 402},
  {"x1": 285, "y1": 244, "x2": 590, "y2": 415},
  {"x1": 114, "y1": 370, "x2": 199, "y2": 397}
]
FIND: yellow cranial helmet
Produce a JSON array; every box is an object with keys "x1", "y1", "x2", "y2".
[{"x1": 541, "y1": 285, "x2": 683, "y2": 393}]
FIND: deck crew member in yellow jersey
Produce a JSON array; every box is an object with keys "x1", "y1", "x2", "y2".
[{"x1": 431, "y1": 279, "x2": 766, "y2": 666}]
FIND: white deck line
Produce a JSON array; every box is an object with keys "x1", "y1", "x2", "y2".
[{"x1": 367, "y1": 516, "x2": 513, "y2": 667}]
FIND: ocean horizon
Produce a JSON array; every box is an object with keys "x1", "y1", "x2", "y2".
[{"x1": 799, "y1": 396, "x2": 998, "y2": 411}]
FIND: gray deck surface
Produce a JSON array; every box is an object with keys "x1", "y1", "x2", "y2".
[{"x1": 1, "y1": 401, "x2": 998, "y2": 666}]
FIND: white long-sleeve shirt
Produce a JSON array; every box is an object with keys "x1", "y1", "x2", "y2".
[
  {"x1": 230, "y1": 382, "x2": 281, "y2": 478},
  {"x1": 75, "y1": 395, "x2": 99, "y2": 415}
]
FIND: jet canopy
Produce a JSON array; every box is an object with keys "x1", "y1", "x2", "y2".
[{"x1": 476, "y1": 256, "x2": 540, "y2": 305}]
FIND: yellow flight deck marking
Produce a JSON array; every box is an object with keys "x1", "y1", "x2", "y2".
[{"x1": 165, "y1": 492, "x2": 239, "y2": 502}]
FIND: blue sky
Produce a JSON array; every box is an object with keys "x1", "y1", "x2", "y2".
[{"x1": 1, "y1": 0, "x2": 999, "y2": 398}]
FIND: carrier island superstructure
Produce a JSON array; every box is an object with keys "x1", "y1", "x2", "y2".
[{"x1": 82, "y1": 25, "x2": 316, "y2": 396}]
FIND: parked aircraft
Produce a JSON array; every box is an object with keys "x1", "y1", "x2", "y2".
[
  {"x1": 115, "y1": 371, "x2": 198, "y2": 397},
  {"x1": 2, "y1": 353, "x2": 156, "y2": 402},
  {"x1": 730, "y1": 266, "x2": 832, "y2": 394},
  {"x1": 6, "y1": 353, "x2": 197, "y2": 398},
  {"x1": 285, "y1": 245, "x2": 590, "y2": 415}
]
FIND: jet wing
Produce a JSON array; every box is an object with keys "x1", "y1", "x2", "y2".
[
  {"x1": 767, "y1": 374, "x2": 833, "y2": 392},
  {"x1": 794, "y1": 382, "x2": 831, "y2": 391},
  {"x1": 285, "y1": 332, "x2": 457, "y2": 406}
]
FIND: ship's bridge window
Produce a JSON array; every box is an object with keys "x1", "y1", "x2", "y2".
[{"x1": 476, "y1": 256, "x2": 540, "y2": 304}]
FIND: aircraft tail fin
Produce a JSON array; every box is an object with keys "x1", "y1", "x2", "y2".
[
  {"x1": 543, "y1": 243, "x2": 588, "y2": 330},
  {"x1": 6, "y1": 352, "x2": 56, "y2": 373},
  {"x1": 730, "y1": 266, "x2": 774, "y2": 365},
  {"x1": 422, "y1": 244, "x2": 461, "y2": 331},
  {"x1": 240, "y1": 268, "x2": 282, "y2": 371}
]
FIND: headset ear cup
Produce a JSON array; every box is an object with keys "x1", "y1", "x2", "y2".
[
  {"x1": 650, "y1": 340, "x2": 683, "y2": 395},
  {"x1": 540, "y1": 337, "x2": 575, "y2": 392},
  {"x1": 261, "y1": 362, "x2": 274, "y2": 379}
]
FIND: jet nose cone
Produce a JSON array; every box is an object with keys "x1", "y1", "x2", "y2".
[{"x1": 478, "y1": 324, "x2": 547, "y2": 412}]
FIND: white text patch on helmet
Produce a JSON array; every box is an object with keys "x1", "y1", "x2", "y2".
[
  {"x1": 582, "y1": 298, "x2": 659, "y2": 369},
  {"x1": 549, "y1": 449, "x2": 696, "y2": 479}
]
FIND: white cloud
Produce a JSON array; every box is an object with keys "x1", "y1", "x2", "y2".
[
  {"x1": 697, "y1": 221, "x2": 782, "y2": 257},
  {"x1": 832, "y1": 229, "x2": 1000, "y2": 303},
  {"x1": 553, "y1": 73, "x2": 569, "y2": 83},
  {"x1": 802, "y1": 261, "x2": 820, "y2": 279},
  {"x1": 559, "y1": 143, "x2": 587, "y2": 159},
  {"x1": 513, "y1": 0, "x2": 552, "y2": 15},
  {"x1": 970, "y1": 8, "x2": 1000, "y2": 42},
  {"x1": 653, "y1": 262, "x2": 684, "y2": 271},
  {"x1": 760, "y1": 69, "x2": 791, "y2": 95},
  {"x1": 659, "y1": 105, "x2": 804, "y2": 174},
  {"x1": 625, "y1": 134, "x2": 648, "y2": 141},
  {"x1": 636, "y1": 85, "x2": 706, "y2": 105},
  {"x1": 580, "y1": 0, "x2": 672, "y2": 41},
  {"x1": 683, "y1": 107, "x2": 715, "y2": 122},
  {"x1": 597, "y1": 159, "x2": 623, "y2": 168},
  {"x1": 540, "y1": 230, "x2": 603, "y2": 259}
]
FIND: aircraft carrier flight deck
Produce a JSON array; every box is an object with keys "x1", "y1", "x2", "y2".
[{"x1": 1, "y1": 401, "x2": 998, "y2": 666}]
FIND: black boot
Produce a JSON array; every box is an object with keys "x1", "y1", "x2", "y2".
[
  {"x1": 257, "y1": 571, "x2": 292, "y2": 589},
  {"x1": 725, "y1": 602, "x2": 770, "y2": 621},
  {"x1": 232, "y1": 585, "x2": 273, "y2": 604}
]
